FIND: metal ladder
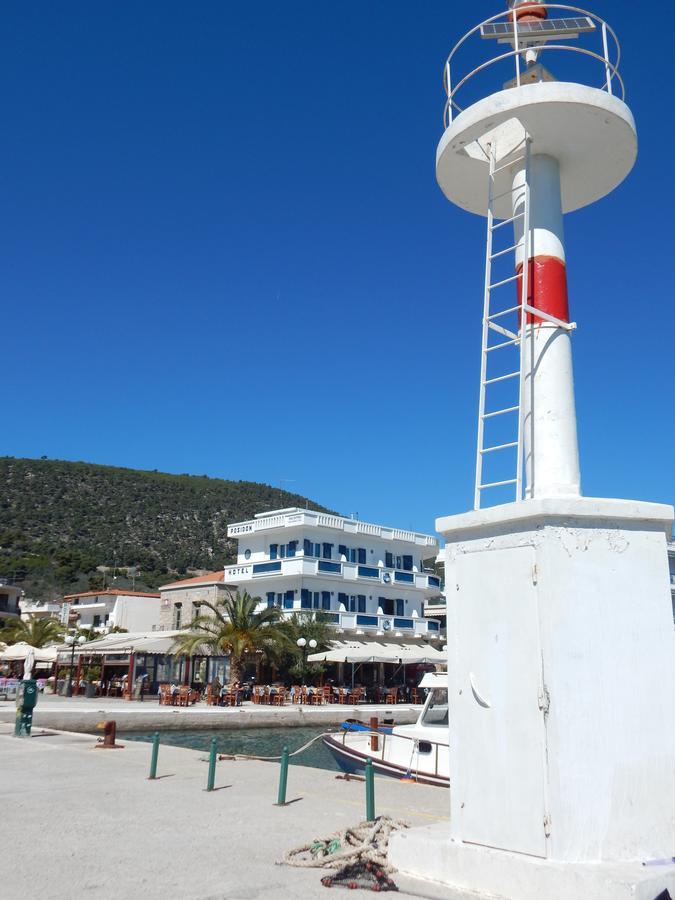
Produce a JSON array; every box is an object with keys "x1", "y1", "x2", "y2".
[{"x1": 474, "y1": 137, "x2": 531, "y2": 510}]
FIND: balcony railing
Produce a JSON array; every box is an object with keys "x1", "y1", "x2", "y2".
[{"x1": 224, "y1": 557, "x2": 441, "y2": 592}]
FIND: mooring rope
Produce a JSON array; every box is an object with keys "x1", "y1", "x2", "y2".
[
  {"x1": 278, "y1": 815, "x2": 409, "y2": 873},
  {"x1": 212, "y1": 729, "x2": 340, "y2": 762}
]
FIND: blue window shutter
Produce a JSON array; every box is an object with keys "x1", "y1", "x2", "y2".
[
  {"x1": 358, "y1": 548, "x2": 366, "y2": 565},
  {"x1": 267, "y1": 592, "x2": 275, "y2": 609},
  {"x1": 396, "y1": 598, "x2": 404, "y2": 616},
  {"x1": 288, "y1": 541, "x2": 297, "y2": 558},
  {"x1": 338, "y1": 544, "x2": 347, "y2": 559},
  {"x1": 358, "y1": 595, "x2": 366, "y2": 613},
  {"x1": 270, "y1": 544, "x2": 278, "y2": 560},
  {"x1": 338, "y1": 593, "x2": 347, "y2": 607},
  {"x1": 402, "y1": 555, "x2": 413, "y2": 572},
  {"x1": 315, "y1": 543, "x2": 321, "y2": 558},
  {"x1": 323, "y1": 543, "x2": 333, "y2": 560},
  {"x1": 279, "y1": 544, "x2": 286, "y2": 559},
  {"x1": 304, "y1": 539, "x2": 312, "y2": 556},
  {"x1": 322, "y1": 591, "x2": 331, "y2": 610},
  {"x1": 396, "y1": 556, "x2": 402, "y2": 570},
  {"x1": 349, "y1": 548, "x2": 356, "y2": 563},
  {"x1": 284, "y1": 590, "x2": 294, "y2": 610},
  {"x1": 301, "y1": 589, "x2": 311, "y2": 609},
  {"x1": 385, "y1": 552, "x2": 393, "y2": 568},
  {"x1": 277, "y1": 593, "x2": 283, "y2": 605}
]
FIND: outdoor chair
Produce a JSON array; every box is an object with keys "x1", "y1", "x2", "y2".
[
  {"x1": 410, "y1": 688, "x2": 421, "y2": 704},
  {"x1": 290, "y1": 685, "x2": 302, "y2": 704},
  {"x1": 385, "y1": 688, "x2": 398, "y2": 705},
  {"x1": 177, "y1": 685, "x2": 190, "y2": 707},
  {"x1": 351, "y1": 687, "x2": 365, "y2": 704},
  {"x1": 270, "y1": 690, "x2": 286, "y2": 707}
]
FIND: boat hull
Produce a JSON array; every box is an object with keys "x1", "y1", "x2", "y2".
[{"x1": 323, "y1": 734, "x2": 449, "y2": 788}]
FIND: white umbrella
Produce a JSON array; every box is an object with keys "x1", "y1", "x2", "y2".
[
  {"x1": 23, "y1": 646, "x2": 36, "y2": 680},
  {"x1": 0, "y1": 642, "x2": 58, "y2": 663}
]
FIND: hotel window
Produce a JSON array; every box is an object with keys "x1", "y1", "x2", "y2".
[
  {"x1": 267, "y1": 592, "x2": 276, "y2": 609},
  {"x1": 277, "y1": 593, "x2": 283, "y2": 606},
  {"x1": 379, "y1": 597, "x2": 395, "y2": 616},
  {"x1": 314, "y1": 543, "x2": 321, "y2": 557},
  {"x1": 396, "y1": 555, "x2": 402, "y2": 569},
  {"x1": 93, "y1": 614, "x2": 101, "y2": 628},
  {"x1": 301, "y1": 589, "x2": 312, "y2": 609},
  {"x1": 358, "y1": 548, "x2": 367, "y2": 565},
  {"x1": 349, "y1": 595, "x2": 357, "y2": 613},
  {"x1": 385, "y1": 552, "x2": 394, "y2": 568},
  {"x1": 349, "y1": 548, "x2": 356, "y2": 563},
  {"x1": 357, "y1": 595, "x2": 366, "y2": 613},
  {"x1": 402, "y1": 555, "x2": 413, "y2": 572},
  {"x1": 314, "y1": 592, "x2": 321, "y2": 610},
  {"x1": 321, "y1": 591, "x2": 330, "y2": 610},
  {"x1": 338, "y1": 544, "x2": 347, "y2": 559},
  {"x1": 279, "y1": 544, "x2": 286, "y2": 559},
  {"x1": 323, "y1": 543, "x2": 333, "y2": 560},
  {"x1": 288, "y1": 541, "x2": 297, "y2": 558},
  {"x1": 338, "y1": 592, "x2": 348, "y2": 609},
  {"x1": 396, "y1": 598, "x2": 404, "y2": 616},
  {"x1": 270, "y1": 544, "x2": 278, "y2": 560},
  {"x1": 283, "y1": 590, "x2": 294, "y2": 610},
  {"x1": 304, "y1": 539, "x2": 313, "y2": 556},
  {"x1": 173, "y1": 603, "x2": 182, "y2": 629}
]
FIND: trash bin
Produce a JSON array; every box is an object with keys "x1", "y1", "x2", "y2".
[{"x1": 85, "y1": 682, "x2": 96, "y2": 698}]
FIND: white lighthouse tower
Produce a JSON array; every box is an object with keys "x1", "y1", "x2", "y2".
[{"x1": 389, "y1": 4, "x2": 675, "y2": 899}]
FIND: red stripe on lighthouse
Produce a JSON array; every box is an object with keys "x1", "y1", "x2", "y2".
[{"x1": 517, "y1": 256, "x2": 569, "y2": 325}]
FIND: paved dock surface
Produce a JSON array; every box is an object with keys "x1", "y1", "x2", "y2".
[
  {"x1": 0, "y1": 694, "x2": 420, "y2": 732},
  {"x1": 1, "y1": 723, "x2": 470, "y2": 900}
]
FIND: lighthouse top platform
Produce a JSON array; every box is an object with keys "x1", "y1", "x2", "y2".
[
  {"x1": 437, "y1": 82, "x2": 636, "y2": 218},
  {"x1": 437, "y1": 4, "x2": 636, "y2": 218}
]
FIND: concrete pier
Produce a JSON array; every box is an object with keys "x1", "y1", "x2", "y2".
[
  {"x1": 0, "y1": 694, "x2": 421, "y2": 732},
  {"x1": 1, "y1": 722, "x2": 459, "y2": 900}
]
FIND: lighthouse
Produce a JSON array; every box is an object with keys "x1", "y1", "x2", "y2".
[{"x1": 389, "y1": 5, "x2": 675, "y2": 898}]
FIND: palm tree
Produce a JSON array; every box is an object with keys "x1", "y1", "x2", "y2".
[
  {"x1": 0, "y1": 617, "x2": 64, "y2": 648},
  {"x1": 172, "y1": 590, "x2": 287, "y2": 683},
  {"x1": 277, "y1": 611, "x2": 334, "y2": 683}
]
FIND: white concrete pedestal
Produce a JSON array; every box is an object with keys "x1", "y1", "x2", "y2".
[{"x1": 389, "y1": 497, "x2": 675, "y2": 900}]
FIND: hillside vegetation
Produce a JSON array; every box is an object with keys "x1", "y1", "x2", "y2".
[{"x1": 0, "y1": 457, "x2": 334, "y2": 599}]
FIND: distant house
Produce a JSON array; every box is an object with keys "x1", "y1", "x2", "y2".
[
  {"x1": 158, "y1": 571, "x2": 229, "y2": 631},
  {"x1": 60, "y1": 589, "x2": 161, "y2": 634},
  {"x1": 0, "y1": 582, "x2": 22, "y2": 629}
]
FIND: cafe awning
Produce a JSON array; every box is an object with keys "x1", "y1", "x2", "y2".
[
  {"x1": 72, "y1": 631, "x2": 185, "y2": 656},
  {"x1": 307, "y1": 640, "x2": 445, "y2": 666}
]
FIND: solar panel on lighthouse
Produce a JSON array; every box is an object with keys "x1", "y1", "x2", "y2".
[{"x1": 481, "y1": 16, "x2": 595, "y2": 40}]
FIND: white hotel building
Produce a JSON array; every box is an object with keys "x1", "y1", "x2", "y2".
[{"x1": 222, "y1": 508, "x2": 444, "y2": 640}]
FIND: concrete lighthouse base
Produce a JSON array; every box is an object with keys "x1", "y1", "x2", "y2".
[{"x1": 389, "y1": 497, "x2": 675, "y2": 900}]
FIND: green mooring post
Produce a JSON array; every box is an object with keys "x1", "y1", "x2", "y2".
[
  {"x1": 206, "y1": 737, "x2": 217, "y2": 792},
  {"x1": 276, "y1": 745, "x2": 289, "y2": 805},
  {"x1": 148, "y1": 732, "x2": 160, "y2": 780},
  {"x1": 365, "y1": 758, "x2": 375, "y2": 822}
]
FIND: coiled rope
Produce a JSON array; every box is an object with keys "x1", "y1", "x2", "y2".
[{"x1": 278, "y1": 815, "x2": 408, "y2": 890}]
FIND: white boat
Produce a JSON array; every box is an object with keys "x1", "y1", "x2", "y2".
[{"x1": 323, "y1": 672, "x2": 449, "y2": 787}]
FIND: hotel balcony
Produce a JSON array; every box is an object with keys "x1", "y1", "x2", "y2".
[
  {"x1": 223, "y1": 555, "x2": 442, "y2": 594},
  {"x1": 319, "y1": 609, "x2": 443, "y2": 639}
]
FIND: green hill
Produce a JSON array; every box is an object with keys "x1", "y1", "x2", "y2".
[{"x1": 0, "y1": 457, "x2": 335, "y2": 599}]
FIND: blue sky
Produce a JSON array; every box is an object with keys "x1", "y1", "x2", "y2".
[{"x1": 3, "y1": 1, "x2": 673, "y2": 535}]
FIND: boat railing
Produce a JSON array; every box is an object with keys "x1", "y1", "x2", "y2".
[{"x1": 340, "y1": 728, "x2": 447, "y2": 779}]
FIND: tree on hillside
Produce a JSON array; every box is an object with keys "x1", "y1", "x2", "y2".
[
  {"x1": 0, "y1": 617, "x2": 64, "y2": 648},
  {"x1": 171, "y1": 590, "x2": 287, "y2": 683}
]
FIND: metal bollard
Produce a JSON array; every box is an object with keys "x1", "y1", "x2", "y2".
[
  {"x1": 148, "y1": 732, "x2": 160, "y2": 779},
  {"x1": 206, "y1": 737, "x2": 217, "y2": 792},
  {"x1": 276, "y1": 745, "x2": 289, "y2": 805},
  {"x1": 365, "y1": 757, "x2": 375, "y2": 822},
  {"x1": 369, "y1": 716, "x2": 379, "y2": 752}
]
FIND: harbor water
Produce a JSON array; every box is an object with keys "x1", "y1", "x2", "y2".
[{"x1": 121, "y1": 725, "x2": 342, "y2": 772}]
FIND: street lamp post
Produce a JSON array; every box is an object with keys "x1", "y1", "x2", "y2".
[
  {"x1": 296, "y1": 636, "x2": 318, "y2": 685},
  {"x1": 65, "y1": 633, "x2": 87, "y2": 697}
]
